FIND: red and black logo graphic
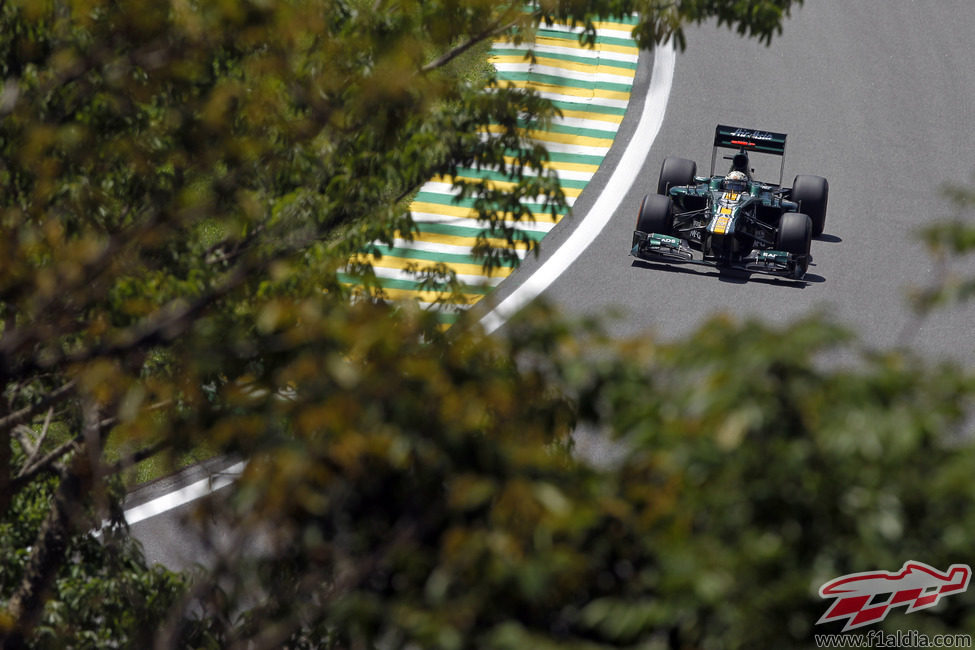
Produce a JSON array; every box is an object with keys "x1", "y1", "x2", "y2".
[{"x1": 817, "y1": 561, "x2": 971, "y2": 631}]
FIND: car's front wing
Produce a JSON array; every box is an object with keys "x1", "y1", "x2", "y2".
[{"x1": 630, "y1": 230, "x2": 809, "y2": 280}]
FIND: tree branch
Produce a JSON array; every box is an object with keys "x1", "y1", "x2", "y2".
[
  {"x1": 105, "y1": 439, "x2": 171, "y2": 477},
  {"x1": 0, "y1": 381, "x2": 76, "y2": 436},
  {"x1": 15, "y1": 407, "x2": 54, "y2": 467},
  {"x1": 10, "y1": 435, "x2": 82, "y2": 493},
  {"x1": 0, "y1": 382, "x2": 75, "y2": 518},
  {"x1": 420, "y1": 15, "x2": 523, "y2": 74}
]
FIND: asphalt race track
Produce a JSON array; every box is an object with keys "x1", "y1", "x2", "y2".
[
  {"x1": 131, "y1": 0, "x2": 975, "y2": 567},
  {"x1": 490, "y1": 0, "x2": 975, "y2": 361}
]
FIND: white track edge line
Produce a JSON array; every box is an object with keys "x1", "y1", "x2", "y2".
[
  {"x1": 479, "y1": 44, "x2": 676, "y2": 334},
  {"x1": 124, "y1": 461, "x2": 246, "y2": 526}
]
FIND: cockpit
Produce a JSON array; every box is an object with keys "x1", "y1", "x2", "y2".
[{"x1": 722, "y1": 170, "x2": 749, "y2": 194}]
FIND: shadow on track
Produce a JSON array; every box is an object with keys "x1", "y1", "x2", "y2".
[{"x1": 631, "y1": 259, "x2": 821, "y2": 288}]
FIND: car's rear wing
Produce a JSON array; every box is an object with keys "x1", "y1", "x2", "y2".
[{"x1": 711, "y1": 124, "x2": 788, "y2": 185}]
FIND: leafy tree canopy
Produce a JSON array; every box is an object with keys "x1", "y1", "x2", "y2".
[{"x1": 9, "y1": 0, "x2": 974, "y2": 647}]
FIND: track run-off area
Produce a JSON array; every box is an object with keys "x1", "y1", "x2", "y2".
[{"x1": 339, "y1": 17, "x2": 644, "y2": 325}]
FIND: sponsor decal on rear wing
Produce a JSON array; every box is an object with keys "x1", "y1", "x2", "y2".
[{"x1": 714, "y1": 124, "x2": 787, "y2": 156}]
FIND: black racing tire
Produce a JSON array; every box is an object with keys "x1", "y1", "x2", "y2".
[
  {"x1": 778, "y1": 211, "x2": 812, "y2": 255},
  {"x1": 791, "y1": 175, "x2": 829, "y2": 236},
  {"x1": 657, "y1": 157, "x2": 697, "y2": 195},
  {"x1": 636, "y1": 194, "x2": 674, "y2": 235}
]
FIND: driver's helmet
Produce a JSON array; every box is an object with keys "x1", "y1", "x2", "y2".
[
  {"x1": 731, "y1": 153, "x2": 750, "y2": 174},
  {"x1": 723, "y1": 170, "x2": 749, "y2": 193}
]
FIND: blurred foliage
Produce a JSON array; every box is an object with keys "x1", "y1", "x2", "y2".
[
  {"x1": 151, "y1": 306, "x2": 975, "y2": 648},
  {"x1": 912, "y1": 180, "x2": 975, "y2": 311},
  {"x1": 3, "y1": 0, "x2": 971, "y2": 648}
]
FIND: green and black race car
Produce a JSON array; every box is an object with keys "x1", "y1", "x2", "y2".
[{"x1": 630, "y1": 124, "x2": 829, "y2": 280}]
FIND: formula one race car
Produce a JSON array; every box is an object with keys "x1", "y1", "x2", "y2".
[{"x1": 630, "y1": 124, "x2": 829, "y2": 280}]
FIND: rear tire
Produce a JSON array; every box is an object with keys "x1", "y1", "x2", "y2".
[
  {"x1": 657, "y1": 157, "x2": 697, "y2": 195},
  {"x1": 791, "y1": 175, "x2": 829, "y2": 236},
  {"x1": 636, "y1": 194, "x2": 674, "y2": 235}
]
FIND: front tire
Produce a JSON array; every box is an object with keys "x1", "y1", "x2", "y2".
[
  {"x1": 636, "y1": 194, "x2": 673, "y2": 235},
  {"x1": 657, "y1": 157, "x2": 697, "y2": 195},
  {"x1": 777, "y1": 212, "x2": 812, "y2": 278},
  {"x1": 791, "y1": 175, "x2": 829, "y2": 236}
]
